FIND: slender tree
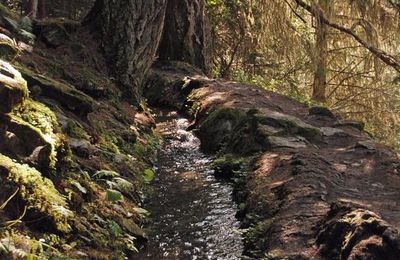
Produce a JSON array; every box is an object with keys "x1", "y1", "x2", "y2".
[
  {"x1": 311, "y1": 0, "x2": 331, "y2": 102},
  {"x1": 28, "y1": 0, "x2": 38, "y2": 18}
]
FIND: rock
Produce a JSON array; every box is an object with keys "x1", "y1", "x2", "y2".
[
  {"x1": 0, "y1": 115, "x2": 55, "y2": 172},
  {"x1": 255, "y1": 109, "x2": 322, "y2": 142},
  {"x1": 0, "y1": 60, "x2": 28, "y2": 113},
  {"x1": 213, "y1": 154, "x2": 244, "y2": 179},
  {"x1": 334, "y1": 120, "x2": 365, "y2": 131},
  {"x1": 309, "y1": 106, "x2": 336, "y2": 119},
  {"x1": 383, "y1": 227, "x2": 400, "y2": 254},
  {"x1": 356, "y1": 140, "x2": 376, "y2": 150},
  {"x1": 317, "y1": 206, "x2": 395, "y2": 259},
  {"x1": 320, "y1": 127, "x2": 345, "y2": 137},
  {"x1": 198, "y1": 107, "x2": 246, "y2": 153},
  {"x1": 269, "y1": 136, "x2": 308, "y2": 149},
  {"x1": 18, "y1": 66, "x2": 94, "y2": 116},
  {"x1": 134, "y1": 112, "x2": 156, "y2": 128},
  {"x1": 68, "y1": 138, "x2": 98, "y2": 158}
]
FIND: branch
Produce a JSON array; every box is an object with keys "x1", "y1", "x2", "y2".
[{"x1": 293, "y1": 0, "x2": 400, "y2": 73}]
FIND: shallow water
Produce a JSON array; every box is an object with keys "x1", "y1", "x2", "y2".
[{"x1": 136, "y1": 111, "x2": 243, "y2": 259}]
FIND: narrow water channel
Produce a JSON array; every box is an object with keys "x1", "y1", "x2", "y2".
[{"x1": 136, "y1": 111, "x2": 243, "y2": 259}]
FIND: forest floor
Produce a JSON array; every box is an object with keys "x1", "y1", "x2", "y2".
[
  {"x1": 145, "y1": 61, "x2": 400, "y2": 259},
  {"x1": 0, "y1": 7, "x2": 159, "y2": 259},
  {"x1": 0, "y1": 4, "x2": 399, "y2": 259}
]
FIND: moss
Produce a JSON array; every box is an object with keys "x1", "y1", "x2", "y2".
[
  {"x1": 16, "y1": 66, "x2": 94, "y2": 116},
  {"x1": 9, "y1": 101, "x2": 63, "y2": 171},
  {"x1": 198, "y1": 107, "x2": 247, "y2": 153},
  {"x1": 213, "y1": 153, "x2": 247, "y2": 179},
  {"x1": 133, "y1": 133, "x2": 160, "y2": 164},
  {"x1": 65, "y1": 120, "x2": 90, "y2": 140},
  {"x1": 254, "y1": 111, "x2": 322, "y2": 142},
  {"x1": 0, "y1": 4, "x2": 19, "y2": 20},
  {"x1": 0, "y1": 154, "x2": 73, "y2": 232},
  {"x1": 198, "y1": 107, "x2": 272, "y2": 155},
  {"x1": 14, "y1": 99, "x2": 59, "y2": 136},
  {"x1": 244, "y1": 218, "x2": 274, "y2": 258}
]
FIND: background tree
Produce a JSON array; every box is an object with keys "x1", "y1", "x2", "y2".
[
  {"x1": 206, "y1": 0, "x2": 400, "y2": 148},
  {"x1": 158, "y1": 0, "x2": 210, "y2": 73}
]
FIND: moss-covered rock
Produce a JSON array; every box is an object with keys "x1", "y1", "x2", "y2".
[
  {"x1": 17, "y1": 66, "x2": 94, "y2": 116},
  {"x1": 197, "y1": 107, "x2": 247, "y2": 153},
  {"x1": 0, "y1": 98, "x2": 66, "y2": 172},
  {"x1": 0, "y1": 154, "x2": 73, "y2": 232},
  {"x1": 0, "y1": 60, "x2": 28, "y2": 114}
]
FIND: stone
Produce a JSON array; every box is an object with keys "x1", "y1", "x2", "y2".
[
  {"x1": 18, "y1": 66, "x2": 94, "y2": 116},
  {"x1": 269, "y1": 136, "x2": 308, "y2": 149},
  {"x1": 309, "y1": 106, "x2": 336, "y2": 118},
  {"x1": 320, "y1": 127, "x2": 345, "y2": 137},
  {"x1": 0, "y1": 60, "x2": 28, "y2": 114},
  {"x1": 356, "y1": 140, "x2": 376, "y2": 150},
  {"x1": 68, "y1": 138, "x2": 98, "y2": 158},
  {"x1": 334, "y1": 120, "x2": 365, "y2": 131}
]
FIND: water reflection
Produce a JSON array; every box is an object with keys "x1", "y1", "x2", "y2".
[{"x1": 136, "y1": 111, "x2": 243, "y2": 259}]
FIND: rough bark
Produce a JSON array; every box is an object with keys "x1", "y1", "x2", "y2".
[
  {"x1": 84, "y1": 0, "x2": 167, "y2": 102},
  {"x1": 158, "y1": 0, "x2": 210, "y2": 73}
]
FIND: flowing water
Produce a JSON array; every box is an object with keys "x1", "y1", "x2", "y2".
[{"x1": 136, "y1": 111, "x2": 243, "y2": 259}]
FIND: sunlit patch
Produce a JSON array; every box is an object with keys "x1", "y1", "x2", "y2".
[
  {"x1": 255, "y1": 152, "x2": 280, "y2": 177},
  {"x1": 333, "y1": 163, "x2": 347, "y2": 172}
]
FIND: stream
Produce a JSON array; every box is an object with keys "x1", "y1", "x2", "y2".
[{"x1": 136, "y1": 111, "x2": 243, "y2": 259}]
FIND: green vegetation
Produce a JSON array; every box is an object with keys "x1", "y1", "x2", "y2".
[{"x1": 0, "y1": 154, "x2": 73, "y2": 232}]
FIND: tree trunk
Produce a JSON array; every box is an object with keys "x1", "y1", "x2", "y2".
[
  {"x1": 312, "y1": 1, "x2": 329, "y2": 102},
  {"x1": 38, "y1": 0, "x2": 46, "y2": 19},
  {"x1": 28, "y1": 0, "x2": 38, "y2": 18},
  {"x1": 158, "y1": 0, "x2": 210, "y2": 73},
  {"x1": 84, "y1": 0, "x2": 167, "y2": 103}
]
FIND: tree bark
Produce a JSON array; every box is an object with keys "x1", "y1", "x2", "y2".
[
  {"x1": 28, "y1": 0, "x2": 38, "y2": 18},
  {"x1": 84, "y1": 0, "x2": 167, "y2": 102},
  {"x1": 312, "y1": 0, "x2": 329, "y2": 102},
  {"x1": 38, "y1": 0, "x2": 46, "y2": 19},
  {"x1": 158, "y1": 0, "x2": 210, "y2": 73}
]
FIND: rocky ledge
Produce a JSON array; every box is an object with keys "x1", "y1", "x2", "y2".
[{"x1": 145, "y1": 61, "x2": 400, "y2": 259}]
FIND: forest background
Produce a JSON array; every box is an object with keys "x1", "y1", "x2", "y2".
[{"x1": 4, "y1": 0, "x2": 400, "y2": 149}]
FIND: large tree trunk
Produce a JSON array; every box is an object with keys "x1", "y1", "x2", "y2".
[
  {"x1": 85, "y1": 0, "x2": 167, "y2": 103},
  {"x1": 158, "y1": 0, "x2": 210, "y2": 73}
]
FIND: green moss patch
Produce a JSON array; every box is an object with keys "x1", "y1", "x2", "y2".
[{"x1": 0, "y1": 154, "x2": 73, "y2": 232}]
